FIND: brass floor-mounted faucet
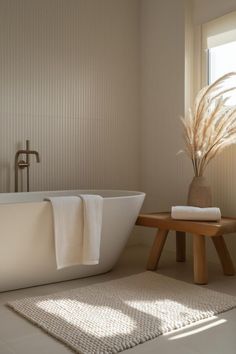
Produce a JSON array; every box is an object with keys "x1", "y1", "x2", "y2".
[{"x1": 14, "y1": 140, "x2": 40, "y2": 192}]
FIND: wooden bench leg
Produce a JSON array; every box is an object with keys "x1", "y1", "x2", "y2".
[
  {"x1": 147, "y1": 229, "x2": 169, "y2": 270},
  {"x1": 176, "y1": 231, "x2": 186, "y2": 262},
  {"x1": 193, "y1": 234, "x2": 208, "y2": 285},
  {"x1": 212, "y1": 235, "x2": 235, "y2": 276}
]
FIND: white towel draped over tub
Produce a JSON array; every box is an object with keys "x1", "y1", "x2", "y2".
[{"x1": 45, "y1": 195, "x2": 103, "y2": 269}]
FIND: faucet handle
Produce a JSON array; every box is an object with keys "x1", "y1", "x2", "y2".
[{"x1": 18, "y1": 160, "x2": 29, "y2": 169}]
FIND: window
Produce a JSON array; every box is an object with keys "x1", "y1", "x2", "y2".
[
  {"x1": 201, "y1": 11, "x2": 236, "y2": 105},
  {"x1": 208, "y1": 41, "x2": 236, "y2": 84}
]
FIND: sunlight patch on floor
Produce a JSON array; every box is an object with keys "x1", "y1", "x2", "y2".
[
  {"x1": 37, "y1": 299, "x2": 136, "y2": 337},
  {"x1": 167, "y1": 317, "x2": 227, "y2": 340}
]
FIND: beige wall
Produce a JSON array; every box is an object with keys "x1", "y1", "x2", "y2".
[
  {"x1": 194, "y1": 0, "x2": 236, "y2": 24},
  {"x1": 139, "y1": 0, "x2": 236, "y2": 265},
  {"x1": 0, "y1": 0, "x2": 140, "y2": 193},
  {"x1": 192, "y1": 0, "x2": 236, "y2": 261},
  {"x1": 137, "y1": 0, "x2": 190, "y2": 248},
  {"x1": 2, "y1": 0, "x2": 236, "y2": 262},
  {"x1": 140, "y1": 0, "x2": 187, "y2": 211}
]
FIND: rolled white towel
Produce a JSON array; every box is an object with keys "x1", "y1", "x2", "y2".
[{"x1": 171, "y1": 206, "x2": 221, "y2": 221}]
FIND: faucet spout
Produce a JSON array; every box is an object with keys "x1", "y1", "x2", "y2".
[{"x1": 28, "y1": 150, "x2": 40, "y2": 163}]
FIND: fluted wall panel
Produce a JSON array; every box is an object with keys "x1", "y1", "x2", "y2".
[{"x1": 0, "y1": 0, "x2": 140, "y2": 193}]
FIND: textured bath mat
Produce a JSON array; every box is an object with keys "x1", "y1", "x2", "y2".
[{"x1": 7, "y1": 272, "x2": 236, "y2": 354}]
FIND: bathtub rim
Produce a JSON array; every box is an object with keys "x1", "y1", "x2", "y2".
[{"x1": 0, "y1": 189, "x2": 146, "y2": 204}]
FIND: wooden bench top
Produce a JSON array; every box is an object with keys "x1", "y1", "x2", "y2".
[{"x1": 136, "y1": 212, "x2": 236, "y2": 237}]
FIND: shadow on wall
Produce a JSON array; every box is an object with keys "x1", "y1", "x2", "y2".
[
  {"x1": 0, "y1": 142, "x2": 24, "y2": 193},
  {"x1": 0, "y1": 161, "x2": 11, "y2": 192}
]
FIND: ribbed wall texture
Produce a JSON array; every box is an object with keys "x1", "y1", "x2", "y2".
[
  {"x1": 140, "y1": 0, "x2": 187, "y2": 212},
  {"x1": 136, "y1": 0, "x2": 189, "y2": 248},
  {"x1": 0, "y1": 0, "x2": 140, "y2": 192}
]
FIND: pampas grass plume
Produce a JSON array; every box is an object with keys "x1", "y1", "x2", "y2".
[{"x1": 181, "y1": 72, "x2": 236, "y2": 176}]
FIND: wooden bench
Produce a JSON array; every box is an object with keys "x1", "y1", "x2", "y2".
[{"x1": 136, "y1": 212, "x2": 236, "y2": 284}]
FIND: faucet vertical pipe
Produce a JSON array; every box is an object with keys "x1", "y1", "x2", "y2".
[
  {"x1": 14, "y1": 154, "x2": 19, "y2": 193},
  {"x1": 26, "y1": 140, "x2": 30, "y2": 192}
]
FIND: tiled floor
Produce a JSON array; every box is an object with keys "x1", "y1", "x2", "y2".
[{"x1": 0, "y1": 245, "x2": 236, "y2": 354}]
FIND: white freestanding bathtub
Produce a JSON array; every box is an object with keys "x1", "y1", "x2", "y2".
[{"x1": 0, "y1": 190, "x2": 145, "y2": 292}]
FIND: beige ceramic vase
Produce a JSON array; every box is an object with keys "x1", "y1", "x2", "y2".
[{"x1": 187, "y1": 176, "x2": 212, "y2": 207}]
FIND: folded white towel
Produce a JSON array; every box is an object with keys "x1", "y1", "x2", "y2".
[
  {"x1": 79, "y1": 194, "x2": 103, "y2": 265},
  {"x1": 171, "y1": 206, "x2": 221, "y2": 221},
  {"x1": 46, "y1": 195, "x2": 103, "y2": 269}
]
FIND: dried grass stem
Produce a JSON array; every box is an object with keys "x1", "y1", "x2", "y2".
[{"x1": 181, "y1": 72, "x2": 236, "y2": 176}]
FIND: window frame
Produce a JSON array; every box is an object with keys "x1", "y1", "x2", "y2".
[{"x1": 201, "y1": 11, "x2": 236, "y2": 87}]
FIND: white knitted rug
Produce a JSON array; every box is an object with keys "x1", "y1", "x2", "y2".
[{"x1": 7, "y1": 272, "x2": 236, "y2": 354}]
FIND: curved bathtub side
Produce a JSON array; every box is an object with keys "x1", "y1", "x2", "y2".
[
  {"x1": 99, "y1": 193, "x2": 145, "y2": 270},
  {"x1": 0, "y1": 193, "x2": 145, "y2": 292}
]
